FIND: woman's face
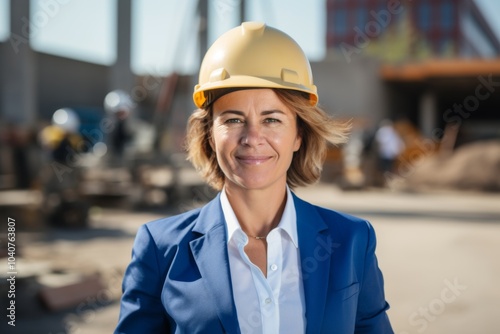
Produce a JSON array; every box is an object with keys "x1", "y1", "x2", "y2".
[{"x1": 212, "y1": 89, "x2": 301, "y2": 191}]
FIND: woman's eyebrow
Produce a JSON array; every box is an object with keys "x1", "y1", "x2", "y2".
[
  {"x1": 261, "y1": 109, "x2": 285, "y2": 116},
  {"x1": 217, "y1": 110, "x2": 245, "y2": 117},
  {"x1": 216, "y1": 109, "x2": 285, "y2": 116}
]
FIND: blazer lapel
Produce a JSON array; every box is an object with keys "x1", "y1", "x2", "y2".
[
  {"x1": 189, "y1": 195, "x2": 241, "y2": 334},
  {"x1": 294, "y1": 194, "x2": 332, "y2": 334}
]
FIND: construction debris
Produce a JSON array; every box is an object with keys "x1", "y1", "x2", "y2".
[
  {"x1": 38, "y1": 273, "x2": 105, "y2": 312},
  {"x1": 402, "y1": 140, "x2": 500, "y2": 192}
]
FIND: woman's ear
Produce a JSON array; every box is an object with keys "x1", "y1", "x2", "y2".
[
  {"x1": 294, "y1": 117, "x2": 303, "y2": 152},
  {"x1": 206, "y1": 109, "x2": 216, "y2": 151},
  {"x1": 208, "y1": 132, "x2": 215, "y2": 151},
  {"x1": 293, "y1": 133, "x2": 302, "y2": 152}
]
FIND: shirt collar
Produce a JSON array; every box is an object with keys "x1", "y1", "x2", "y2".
[{"x1": 221, "y1": 186, "x2": 298, "y2": 248}]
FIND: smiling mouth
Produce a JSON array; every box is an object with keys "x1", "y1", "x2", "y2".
[{"x1": 236, "y1": 155, "x2": 272, "y2": 165}]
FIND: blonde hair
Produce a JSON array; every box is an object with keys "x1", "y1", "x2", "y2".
[{"x1": 186, "y1": 89, "x2": 350, "y2": 190}]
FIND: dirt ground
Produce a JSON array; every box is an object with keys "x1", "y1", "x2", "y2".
[{"x1": 2, "y1": 183, "x2": 500, "y2": 334}]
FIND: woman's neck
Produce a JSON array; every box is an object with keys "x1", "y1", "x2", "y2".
[{"x1": 224, "y1": 183, "x2": 288, "y2": 238}]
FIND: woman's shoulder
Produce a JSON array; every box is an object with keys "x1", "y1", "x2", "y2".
[
  {"x1": 293, "y1": 194, "x2": 373, "y2": 234},
  {"x1": 316, "y1": 204, "x2": 368, "y2": 226},
  {"x1": 142, "y1": 206, "x2": 204, "y2": 242},
  {"x1": 139, "y1": 194, "x2": 222, "y2": 245}
]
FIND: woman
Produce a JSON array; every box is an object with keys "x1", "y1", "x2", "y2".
[{"x1": 116, "y1": 22, "x2": 393, "y2": 334}]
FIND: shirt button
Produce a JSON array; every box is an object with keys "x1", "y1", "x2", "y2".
[
  {"x1": 270, "y1": 264, "x2": 278, "y2": 271},
  {"x1": 264, "y1": 298, "x2": 272, "y2": 304}
]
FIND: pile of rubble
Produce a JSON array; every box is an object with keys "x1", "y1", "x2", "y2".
[{"x1": 403, "y1": 140, "x2": 500, "y2": 192}]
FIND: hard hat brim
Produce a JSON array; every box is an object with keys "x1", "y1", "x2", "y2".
[{"x1": 194, "y1": 75, "x2": 317, "y2": 108}]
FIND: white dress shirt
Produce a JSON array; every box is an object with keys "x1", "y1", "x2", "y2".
[{"x1": 221, "y1": 187, "x2": 306, "y2": 334}]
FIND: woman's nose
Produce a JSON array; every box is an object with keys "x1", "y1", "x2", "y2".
[{"x1": 240, "y1": 123, "x2": 263, "y2": 147}]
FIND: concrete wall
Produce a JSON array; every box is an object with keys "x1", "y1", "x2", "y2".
[
  {"x1": 311, "y1": 55, "x2": 388, "y2": 127},
  {"x1": 36, "y1": 52, "x2": 111, "y2": 120},
  {"x1": 0, "y1": 44, "x2": 124, "y2": 122},
  {"x1": 0, "y1": 42, "x2": 4, "y2": 118}
]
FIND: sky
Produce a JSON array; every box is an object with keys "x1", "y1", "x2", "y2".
[{"x1": 0, "y1": 0, "x2": 499, "y2": 76}]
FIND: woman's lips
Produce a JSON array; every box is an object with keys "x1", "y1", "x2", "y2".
[{"x1": 236, "y1": 155, "x2": 272, "y2": 165}]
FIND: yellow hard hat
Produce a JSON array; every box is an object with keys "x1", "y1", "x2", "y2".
[{"x1": 193, "y1": 22, "x2": 318, "y2": 108}]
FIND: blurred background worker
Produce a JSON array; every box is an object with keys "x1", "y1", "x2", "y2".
[
  {"x1": 104, "y1": 90, "x2": 136, "y2": 164},
  {"x1": 38, "y1": 108, "x2": 88, "y2": 228},
  {"x1": 374, "y1": 119, "x2": 405, "y2": 184},
  {"x1": 39, "y1": 108, "x2": 83, "y2": 165}
]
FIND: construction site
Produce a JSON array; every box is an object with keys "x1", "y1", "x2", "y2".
[{"x1": 0, "y1": 0, "x2": 500, "y2": 333}]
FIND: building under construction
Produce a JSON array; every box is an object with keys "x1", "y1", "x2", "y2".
[{"x1": 0, "y1": 0, "x2": 499, "y2": 216}]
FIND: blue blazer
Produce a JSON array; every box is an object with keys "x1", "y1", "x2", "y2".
[{"x1": 116, "y1": 193, "x2": 393, "y2": 334}]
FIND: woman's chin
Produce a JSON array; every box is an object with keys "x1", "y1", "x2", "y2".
[{"x1": 225, "y1": 175, "x2": 285, "y2": 192}]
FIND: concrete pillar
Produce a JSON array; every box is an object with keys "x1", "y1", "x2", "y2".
[
  {"x1": 109, "y1": 0, "x2": 135, "y2": 93},
  {"x1": 419, "y1": 91, "x2": 437, "y2": 138},
  {"x1": 1, "y1": 0, "x2": 37, "y2": 125},
  {"x1": 198, "y1": 0, "x2": 208, "y2": 65},
  {"x1": 240, "y1": 0, "x2": 245, "y2": 23}
]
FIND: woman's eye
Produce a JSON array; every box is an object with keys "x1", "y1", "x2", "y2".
[
  {"x1": 225, "y1": 118, "x2": 243, "y2": 124},
  {"x1": 264, "y1": 118, "x2": 280, "y2": 123}
]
